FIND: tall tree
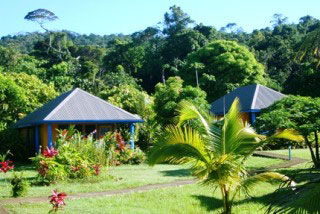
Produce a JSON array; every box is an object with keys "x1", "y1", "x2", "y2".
[
  {"x1": 163, "y1": 5, "x2": 194, "y2": 36},
  {"x1": 153, "y1": 76, "x2": 209, "y2": 127},
  {"x1": 182, "y1": 40, "x2": 266, "y2": 102},
  {"x1": 24, "y1": 9, "x2": 58, "y2": 32}
]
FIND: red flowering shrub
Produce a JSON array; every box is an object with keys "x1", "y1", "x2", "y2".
[
  {"x1": 43, "y1": 148, "x2": 58, "y2": 158},
  {"x1": 115, "y1": 132, "x2": 126, "y2": 151},
  {"x1": 38, "y1": 160, "x2": 48, "y2": 177},
  {"x1": 93, "y1": 164, "x2": 101, "y2": 176},
  {"x1": 31, "y1": 128, "x2": 107, "y2": 184},
  {"x1": 104, "y1": 132, "x2": 146, "y2": 166},
  {"x1": 49, "y1": 190, "x2": 67, "y2": 212},
  {"x1": 0, "y1": 160, "x2": 14, "y2": 173}
]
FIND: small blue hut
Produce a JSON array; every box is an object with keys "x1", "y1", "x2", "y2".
[{"x1": 13, "y1": 88, "x2": 143, "y2": 154}]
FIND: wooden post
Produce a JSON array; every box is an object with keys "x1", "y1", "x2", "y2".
[
  {"x1": 48, "y1": 124, "x2": 53, "y2": 149},
  {"x1": 130, "y1": 123, "x2": 135, "y2": 151}
]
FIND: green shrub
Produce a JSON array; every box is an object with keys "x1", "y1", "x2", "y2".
[
  {"x1": 104, "y1": 132, "x2": 146, "y2": 165},
  {"x1": 11, "y1": 172, "x2": 29, "y2": 197},
  {"x1": 31, "y1": 128, "x2": 107, "y2": 184}
]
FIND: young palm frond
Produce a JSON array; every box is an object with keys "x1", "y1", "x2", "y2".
[
  {"x1": 177, "y1": 100, "x2": 211, "y2": 134},
  {"x1": 148, "y1": 125, "x2": 211, "y2": 178},
  {"x1": 148, "y1": 98, "x2": 303, "y2": 214},
  {"x1": 266, "y1": 178, "x2": 320, "y2": 214},
  {"x1": 296, "y1": 26, "x2": 320, "y2": 67},
  {"x1": 236, "y1": 172, "x2": 294, "y2": 198}
]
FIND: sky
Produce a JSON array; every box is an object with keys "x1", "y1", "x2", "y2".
[{"x1": 1, "y1": 0, "x2": 320, "y2": 37}]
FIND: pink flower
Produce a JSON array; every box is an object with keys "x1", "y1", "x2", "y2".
[
  {"x1": 0, "y1": 160, "x2": 14, "y2": 173},
  {"x1": 49, "y1": 190, "x2": 67, "y2": 211},
  {"x1": 43, "y1": 148, "x2": 58, "y2": 158}
]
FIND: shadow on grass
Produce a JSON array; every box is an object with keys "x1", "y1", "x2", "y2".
[
  {"x1": 192, "y1": 195, "x2": 223, "y2": 212},
  {"x1": 192, "y1": 188, "x2": 290, "y2": 213},
  {"x1": 160, "y1": 169, "x2": 190, "y2": 177},
  {"x1": 275, "y1": 167, "x2": 320, "y2": 183}
]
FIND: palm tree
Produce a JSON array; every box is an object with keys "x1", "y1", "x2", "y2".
[
  {"x1": 266, "y1": 177, "x2": 320, "y2": 214},
  {"x1": 148, "y1": 99, "x2": 303, "y2": 214},
  {"x1": 296, "y1": 23, "x2": 320, "y2": 67}
]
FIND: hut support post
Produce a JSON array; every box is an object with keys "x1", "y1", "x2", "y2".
[
  {"x1": 35, "y1": 126, "x2": 39, "y2": 154},
  {"x1": 48, "y1": 124, "x2": 53, "y2": 149},
  {"x1": 250, "y1": 112, "x2": 256, "y2": 125},
  {"x1": 130, "y1": 123, "x2": 135, "y2": 151}
]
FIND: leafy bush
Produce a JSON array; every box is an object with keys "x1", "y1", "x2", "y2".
[
  {"x1": 0, "y1": 129, "x2": 29, "y2": 162},
  {"x1": 104, "y1": 132, "x2": 146, "y2": 165},
  {"x1": 10, "y1": 172, "x2": 29, "y2": 197},
  {"x1": 31, "y1": 128, "x2": 107, "y2": 184}
]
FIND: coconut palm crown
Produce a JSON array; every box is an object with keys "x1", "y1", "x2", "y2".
[{"x1": 148, "y1": 98, "x2": 303, "y2": 214}]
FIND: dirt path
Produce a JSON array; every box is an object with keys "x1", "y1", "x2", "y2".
[
  {"x1": 1, "y1": 179, "x2": 195, "y2": 205},
  {"x1": 253, "y1": 151, "x2": 308, "y2": 172},
  {"x1": 0, "y1": 151, "x2": 310, "y2": 211}
]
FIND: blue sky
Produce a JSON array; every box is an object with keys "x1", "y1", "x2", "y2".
[{"x1": 1, "y1": 0, "x2": 319, "y2": 37}]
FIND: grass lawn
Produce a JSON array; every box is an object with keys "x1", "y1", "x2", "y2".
[
  {"x1": 0, "y1": 156, "x2": 282, "y2": 199},
  {"x1": 5, "y1": 182, "x2": 279, "y2": 214},
  {"x1": 2, "y1": 156, "x2": 290, "y2": 213},
  {"x1": 269, "y1": 148, "x2": 312, "y2": 160},
  {"x1": 7, "y1": 165, "x2": 319, "y2": 214}
]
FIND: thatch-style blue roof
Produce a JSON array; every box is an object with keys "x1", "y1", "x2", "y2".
[
  {"x1": 13, "y1": 88, "x2": 143, "y2": 128},
  {"x1": 211, "y1": 84, "x2": 285, "y2": 115}
]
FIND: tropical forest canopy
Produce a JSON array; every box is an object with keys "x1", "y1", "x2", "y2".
[{"x1": 1, "y1": 5, "x2": 320, "y2": 134}]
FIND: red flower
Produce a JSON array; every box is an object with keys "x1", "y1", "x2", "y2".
[
  {"x1": 43, "y1": 147, "x2": 58, "y2": 158},
  {"x1": 49, "y1": 190, "x2": 67, "y2": 211},
  {"x1": 39, "y1": 160, "x2": 48, "y2": 177},
  {"x1": 93, "y1": 164, "x2": 101, "y2": 176},
  {"x1": 0, "y1": 160, "x2": 14, "y2": 173},
  {"x1": 61, "y1": 130, "x2": 68, "y2": 137},
  {"x1": 71, "y1": 166, "x2": 80, "y2": 173}
]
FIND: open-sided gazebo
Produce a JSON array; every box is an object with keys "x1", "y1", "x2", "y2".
[
  {"x1": 210, "y1": 84, "x2": 284, "y2": 125},
  {"x1": 13, "y1": 88, "x2": 143, "y2": 154}
]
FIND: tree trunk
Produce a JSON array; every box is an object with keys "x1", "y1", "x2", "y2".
[
  {"x1": 161, "y1": 69, "x2": 166, "y2": 85},
  {"x1": 222, "y1": 185, "x2": 232, "y2": 214},
  {"x1": 305, "y1": 136, "x2": 319, "y2": 167},
  {"x1": 195, "y1": 69, "x2": 199, "y2": 88},
  {"x1": 315, "y1": 131, "x2": 319, "y2": 163}
]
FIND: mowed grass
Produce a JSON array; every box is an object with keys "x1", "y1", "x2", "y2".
[
  {"x1": 5, "y1": 182, "x2": 280, "y2": 214},
  {"x1": 0, "y1": 156, "x2": 284, "y2": 199},
  {"x1": 2, "y1": 156, "x2": 290, "y2": 213},
  {"x1": 0, "y1": 164, "x2": 191, "y2": 198},
  {"x1": 269, "y1": 148, "x2": 311, "y2": 160}
]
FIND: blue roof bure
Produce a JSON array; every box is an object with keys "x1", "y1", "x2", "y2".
[
  {"x1": 210, "y1": 84, "x2": 285, "y2": 115},
  {"x1": 13, "y1": 88, "x2": 143, "y2": 128}
]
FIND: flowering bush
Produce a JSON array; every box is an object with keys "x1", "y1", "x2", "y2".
[
  {"x1": 31, "y1": 128, "x2": 107, "y2": 184},
  {"x1": 43, "y1": 148, "x2": 58, "y2": 158},
  {"x1": 31, "y1": 156, "x2": 67, "y2": 184},
  {"x1": 49, "y1": 190, "x2": 67, "y2": 213},
  {"x1": 0, "y1": 160, "x2": 14, "y2": 173},
  {"x1": 0, "y1": 150, "x2": 14, "y2": 173},
  {"x1": 104, "y1": 132, "x2": 146, "y2": 165}
]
